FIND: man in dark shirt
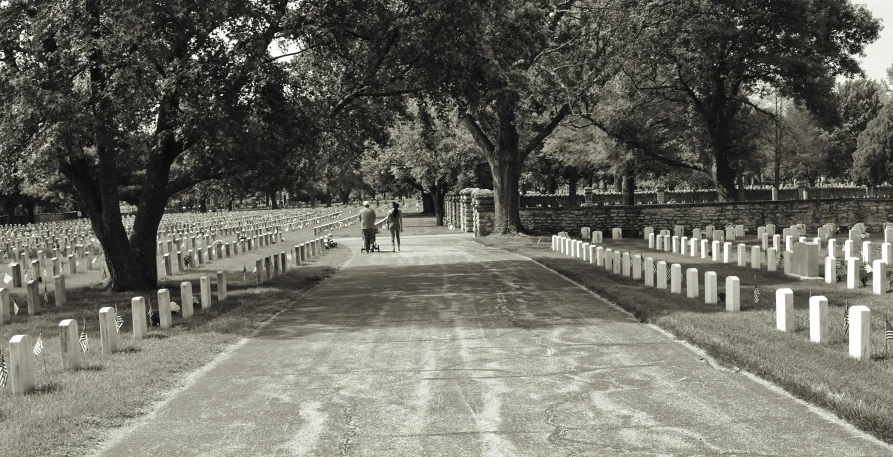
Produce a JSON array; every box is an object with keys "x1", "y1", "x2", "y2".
[{"x1": 358, "y1": 201, "x2": 377, "y2": 253}]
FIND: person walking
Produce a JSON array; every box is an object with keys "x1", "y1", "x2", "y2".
[
  {"x1": 387, "y1": 202, "x2": 403, "y2": 252},
  {"x1": 358, "y1": 201, "x2": 377, "y2": 253}
]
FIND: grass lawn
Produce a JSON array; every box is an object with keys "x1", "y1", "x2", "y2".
[
  {"x1": 0, "y1": 242, "x2": 352, "y2": 457},
  {"x1": 477, "y1": 234, "x2": 893, "y2": 444}
]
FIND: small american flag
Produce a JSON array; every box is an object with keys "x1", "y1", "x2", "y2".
[
  {"x1": 0, "y1": 350, "x2": 7, "y2": 387},
  {"x1": 665, "y1": 266, "x2": 671, "y2": 284},
  {"x1": 886, "y1": 319, "x2": 893, "y2": 341},
  {"x1": 79, "y1": 322, "x2": 89, "y2": 353},
  {"x1": 147, "y1": 300, "x2": 155, "y2": 320},
  {"x1": 33, "y1": 333, "x2": 44, "y2": 356},
  {"x1": 836, "y1": 260, "x2": 846, "y2": 282},
  {"x1": 753, "y1": 284, "x2": 760, "y2": 304},
  {"x1": 115, "y1": 306, "x2": 123, "y2": 333},
  {"x1": 844, "y1": 302, "x2": 850, "y2": 335}
]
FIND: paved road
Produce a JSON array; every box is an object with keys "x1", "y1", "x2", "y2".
[{"x1": 96, "y1": 234, "x2": 891, "y2": 456}]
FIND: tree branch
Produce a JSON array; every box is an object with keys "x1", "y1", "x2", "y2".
[
  {"x1": 461, "y1": 113, "x2": 495, "y2": 155},
  {"x1": 521, "y1": 104, "x2": 571, "y2": 160}
]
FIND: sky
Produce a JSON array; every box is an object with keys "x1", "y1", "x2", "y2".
[{"x1": 859, "y1": 0, "x2": 893, "y2": 82}]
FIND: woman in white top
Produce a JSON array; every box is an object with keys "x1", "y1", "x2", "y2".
[{"x1": 386, "y1": 202, "x2": 403, "y2": 251}]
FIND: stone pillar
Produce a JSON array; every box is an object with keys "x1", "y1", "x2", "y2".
[
  {"x1": 775, "y1": 288, "x2": 794, "y2": 332},
  {"x1": 612, "y1": 251, "x2": 622, "y2": 275},
  {"x1": 645, "y1": 257, "x2": 655, "y2": 287},
  {"x1": 255, "y1": 259, "x2": 264, "y2": 284},
  {"x1": 582, "y1": 243, "x2": 590, "y2": 262},
  {"x1": 98, "y1": 307, "x2": 118, "y2": 354},
  {"x1": 158, "y1": 289, "x2": 172, "y2": 329},
  {"x1": 847, "y1": 257, "x2": 861, "y2": 289},
  {"x1": 596, "y1": 247, "x2": 605, "y2": 267},
  {"x1": 273, "y1": 253, "x2": 280, "y2": 278},
  {"x1": 217, "y1": 271, "x2": 228, "y2": 301},
  {"x1": 583, "y1": 187, "x2": 594, "y2": 204},
  {"x1": 58, "y1": 319, "x2": 81, "y2": 370},
  {"x1": 711, "y1": 241, "x2": 721, "y2": 262},
  {"x1": 9, "y1": 334, "x2": 35, "y2": 395},
  {"x1": 872, "y1": 260, "x2": 887, "y2": 295},
  {"x1": 163, "y1": 254, "x2": 173, "y2": 277},
  {"x1": 705, "y1": 272, "x2": 718, "y2": 304},
  {"x1": 26, "y1": 280, "x2": 40, "y2": 315},
  {"x1": 726, "y1": 276, "x2": 740, "y2": 312},
  {"x1": 0, "y1": 289, "x2": 10, "y2": 325},
  {"x1": 648, "y1": 233, "x2": 656, "y2": 249},
  {"x1": 700, "y1": 240, "x2": 709, "y2": 259},
  {"x1": 200, "y1": 275, "x2": 212, "y2": 309},
  {"x1": 750, "y1": 246, "x2": 761, "y2": 269},
  {"x1": 264, "y1": 257, "x2": 272, "y2": 280},
  {"x1": 656, "y1": 261, "x2": 668, "y2": 290},
  {"x1": 632, "y1": 255, "x2": 642, "y2": 280},
  {"x1": 589, "y1": 245, "x2": 596, "y2": 264},
  {"x1": 783, "y1": 250, "x2": 793, "y2": 275},
  {"x1": 131, "y1": 297, "x2": 147, "y2": 339},
  {"x1": 848, "y1": 305, "x2": 871, "y2": 360},
  {"x1": 809, "y1": 296, "x2": 828, "y2": 343},
  {"x1": 671, "y1": 236, "x2": 679, "y2": 254},
  {"x1": 9, "y1": 262, "x2": 22, "y2": 287},
  {"x1": 824, "y1": 257, "x2": 837, "y2": 284},
  {"x1": 54, "y1": 274, "x2": 66, "y2": 307},
  {"x1": 180, "y1": 282, "x2": 194, "y2": 318},
  {"x1": 686, "y1": 268, "x2": 699, "y2": 298},
  {"x1": 670, "y1": 264, "x2": 682, "y2": 294},
  {"x1": 622, "y1": 252, "x2": 631, "y2": 277}
]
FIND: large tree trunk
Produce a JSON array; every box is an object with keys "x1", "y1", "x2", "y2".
[
  {"x1": 339, "y1": 188, "x2": 351, "y2": 205},
  {"x1": 566, "y1": 167, "x2": 578, "y2": 207},
  {"x1": 421, "y1": 192, "x2": 435, "y2": 213},
  {"x1": 711, "y1": 146, "x2": 740, "y2": 201},
  {"x1": 622, "y1": 170, "x2": 635, "y2": 206},
  {"x1": 269, "y1": 192, "x2": 279, "y2": 210},
  {"x1": 488, "y1": 154, "x2": 523, "y2": 234},
  {"x1": 613, "y1": 172, "x2": 623, "y2": 192},
  {"x1": 429, "y1": 185, "x2": 446, "y2": 226}
]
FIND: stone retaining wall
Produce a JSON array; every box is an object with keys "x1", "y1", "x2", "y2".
[{"x1": 520, "y1": 199, "x2": 893, "y2": 236}]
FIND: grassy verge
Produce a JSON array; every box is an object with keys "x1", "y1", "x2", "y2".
[
  {"x1": 0, "y1": 244, "x2": 352, "y2": 457},
  {"x1": 477, "y1": 235, "x2": 893, "y2": 444}
]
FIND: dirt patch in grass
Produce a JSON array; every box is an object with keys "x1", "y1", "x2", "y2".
[
  {"x1": 477, "y1": 235, "x2": 893, "y2": 444},
  {"x1": 0, "y1": 245, "x2": 352, "y2": 457}
]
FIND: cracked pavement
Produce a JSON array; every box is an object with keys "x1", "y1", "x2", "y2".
[{"x1": 95, "y1": 234, "x2": 892, "y2": 456}]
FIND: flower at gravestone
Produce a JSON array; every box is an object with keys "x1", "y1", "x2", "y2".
[
  {"x1": 12, "y1": 299, "x2": 19, "y2": 315},
  {"x1": 3, "y1": 273, "x2": 11, "y2": 285}
]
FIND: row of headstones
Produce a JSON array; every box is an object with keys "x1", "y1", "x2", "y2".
[
  {"x1": 4, "y1": 273, "x2": 228, "y2": 395},
  {"x1": 0, "y1": 274, "x2": 69, "y2": 321},
  {"x1": 773, "y1": 290, "x2": 872, "y2": 359},
  {"x1": 159, "y1": 230, "x2": 286, "y2": 277},
  {"x1": 553, "y1": 234, "x2": 745, "y2": 308},
  {"x1": 553, "y1": 235, "x2": 876, "y2": 360},
  {"x1": 313, "y1": 216, "x2": 358, "y2": 236},
  {"x1": 253, "y1": 236, "x2": 329, "y2": 285},
  {"x1": 6, "y1": 249, "x2": 98, "y2": 290},
  {"x1": 644, "y1": 226, "x2": 892, "y2": 294},
  {"x1": 5, "y1": 234, "x2": 336, "y2": 393},
  {"x1": 157, "y1": 208, "x2": 338, "y2": 234}
]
